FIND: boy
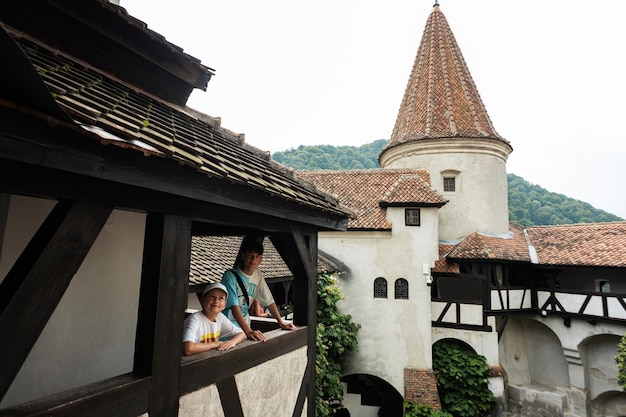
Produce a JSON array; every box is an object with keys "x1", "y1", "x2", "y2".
[
  {"x1": 221, "y1": 238, "x2": 296, "y2": 342},
  {"x1": 182, "y1": 282, "x2": 246, "y2": 355}
]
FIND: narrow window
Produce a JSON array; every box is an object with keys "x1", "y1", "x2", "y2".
[
  {"x1": 597, "y1": 280, "x2": 611, "y2": 293},
  {"x1": 443, "y1": 177, "x2": 455, "y2": 192},
  {"x1": 405, "y1": 208, "x2": 420, "y2": 226},
  {"x1": 395, "y1": 278, "x2": 409, "y2": 299},
  {"x1": 374, "y1": 277, "x2": 387, "y2": 298}
]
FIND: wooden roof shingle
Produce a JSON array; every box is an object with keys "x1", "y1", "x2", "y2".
[{"x1": 1, "y1": 29, "x2": 351, "y2": 220}]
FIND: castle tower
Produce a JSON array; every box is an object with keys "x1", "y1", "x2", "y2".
[{"x1": 379, "y1": 4, "x2": 513, "y2": 241}]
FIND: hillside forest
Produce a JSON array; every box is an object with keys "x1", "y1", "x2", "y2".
[{"x1": 272, "y1": 139, "x2": 622, "y2": 227}]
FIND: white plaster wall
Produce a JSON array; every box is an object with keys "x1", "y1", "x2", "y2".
[
  {"x1": 237, "y1": 346, "x2": 307, "y2": 416},
  {"x1": 431, "y1": 302, "x2": 487, "y2": 327},
  {"x1": 498, "y1": 318, "x2": 531, "y2": 385},
  {"x1": 380, "y1": 138, "x2": 511, "y2": 241},
  {"x1": 431, "y1": 327, "x2": 500, "y2": 366},
  {"x1": 501, "y1": 314, "x2": 626, "y2": 414},
  {"x1": 178, "y1": 346, "x2": 308, "y2": 417},
  {"x1": 0, "y1": 195, "x2": 145, "y2": 407},
  {"x1": 582, "y1": 335, "x2": 622, "y2": 401},
  {"x1": 536, "y1": 316, "x2": 625, "y2": 389},
  {"x1": 318, "y1": 207, "x2": 439, "y2": 395},
  {"x1": 343, "y1": 393, "x2": 380, "y2": 417},
  {"x1": 179, "y1": 384, "x2": 225, "y2": 417}
]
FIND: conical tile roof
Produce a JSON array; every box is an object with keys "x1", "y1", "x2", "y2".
[{"x1": 384, "y1": 5, "x2": 508, "y2": 151}]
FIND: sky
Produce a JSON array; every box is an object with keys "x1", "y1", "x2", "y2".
[{"x1": 121, "y1": 0, "x2": 626, "y2": 219}]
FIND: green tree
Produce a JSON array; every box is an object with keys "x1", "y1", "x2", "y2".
[
  {"x1": 272, "y1": 141, "x2": 623, "y2": 225},
  {"x1": 316, "y1": 273, "x2": 361, "y2": 416}
]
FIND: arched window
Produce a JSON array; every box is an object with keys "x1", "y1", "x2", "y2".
[
  {"x1": 395, "y1": 278, "x2": 409, "y2": 299},
  {"x1": 374, "y1": 277, "x2": 387, "y2": 298}
]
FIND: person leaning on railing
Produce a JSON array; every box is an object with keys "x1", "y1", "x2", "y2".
[
  {"x1": 221, "y1": 238, "x2": 296, "y2": 342},
  {"x1": 182, "y1": 282, "x2": 246, "y2": 355}
]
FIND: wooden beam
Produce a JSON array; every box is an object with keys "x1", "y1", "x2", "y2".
[
  {"x1": 269, "y1": 230, "x2": 318, "y2": 416},
  {"x1": 0, "y1": 125, "x2": 348, "y2": 232},
  {"x1": 217, "y1": 377, "x2": 244, "y2": 417},
  {"x1": 0, "y1": 200, "x2": 113, "y2": 400},
  {"x1": 270, "y1": 230, "x2": 318, "y2": 327},
  {"x1": 134, "y1": 214, "x2": 191, "y2": 416},
  {"x1": 0, "y1": 330, "x2": 305, "y2": 417},
  {"x1": 0, "y1": 374, "x2": 151, "y2": 417},
  {"x1": 180, "y1": 328, "x2": 307, "y2": 394}
]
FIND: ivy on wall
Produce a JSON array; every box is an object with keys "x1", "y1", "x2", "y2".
[
  {"x1": 315, "y1": 273, "x2": 361, "y2": 416},
  {"x1": 615, "y1": 333, "x2": 626, "y2": 388},
  {"x1": 433, "y1": 339, "x2": 496, "y2": 417}
]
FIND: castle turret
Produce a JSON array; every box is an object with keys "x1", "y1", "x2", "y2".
[{"x1": 379, "y1": 4, "x2": 512, "y2": 241}]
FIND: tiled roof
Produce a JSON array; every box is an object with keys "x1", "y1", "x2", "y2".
[
  {"x1": 526, "y1": 222, "x2": 626, "y2": 267},
  {"x1": 3, "y1": 31, "x2": 350, "y2": 219},
  {"x1": 383, "y1": 5, "x2": 508, "y2": 154},
  {"x1": 433, "y1": 243, "x2": 459, "y2": 274},
  {"x1": 189, "y1": 235, "x2": 337, "y2": 286},
  {"x1": 447, "y1": 223, "x2": 531, "y2": 263},
  {"x1": 439, "y1": 222, "x2": 626, "y2": 269},
  {"x1": 380, "y1": 175, "x2": 448, "y2": 207},
  {"x1": 296, "y1": 169, "x2": 446, "y2": 230}
]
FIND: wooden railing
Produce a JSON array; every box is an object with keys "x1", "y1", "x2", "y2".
[{"x1": 0, "y1": 328, "x2": 306, "y2": 416}]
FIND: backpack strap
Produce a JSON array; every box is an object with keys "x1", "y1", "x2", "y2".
[{"x1": 231, "y1": 269, "x2": 250, "y2": 307}]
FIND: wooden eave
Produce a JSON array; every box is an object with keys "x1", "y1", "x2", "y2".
[
  {"x1": 0, "y1": 110, "x2": 347, "y2": 234},
  {"x1": 0, "y1": 0, "x2": 213, "y2": 105},
  {"x1": 0, "y1": 23, "x2": 350, "y2": 232}
]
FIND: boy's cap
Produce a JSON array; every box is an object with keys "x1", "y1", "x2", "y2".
[{"x1": 202, "y1": 282, "x2": 228, "y2": 298}]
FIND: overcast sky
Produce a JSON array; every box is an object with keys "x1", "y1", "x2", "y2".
[{"x1": 122, "y1": 0, "x2": 626, "y2": 219}]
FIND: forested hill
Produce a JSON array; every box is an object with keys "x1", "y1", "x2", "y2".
[{"x1": 272, "y1": 139, "x2": 622, "y2": 226}]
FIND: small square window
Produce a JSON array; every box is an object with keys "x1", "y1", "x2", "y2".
[
  {"x1": 443, "y1": 177, "x2": 455, "y2": 192},
  {"x1": 405, "y1": 209, "x2": 420, "y2": 226}
]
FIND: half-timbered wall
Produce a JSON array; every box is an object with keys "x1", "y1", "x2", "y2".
[{"x1": 0, "y1": 195, "x2": 145, "y2": 407}]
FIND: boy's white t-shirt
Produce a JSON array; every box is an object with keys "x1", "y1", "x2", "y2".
[{"x1": 182, "y1": 311, "x2": 243, "y2": 344}]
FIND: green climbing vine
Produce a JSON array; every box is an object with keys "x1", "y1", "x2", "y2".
[
  {"x1": 404, "y1": 401, "x2": 453, "y2": 417},
  {"x1": 316, "y1": 273, "x2": 360, "y2": 416},
  {"x1": 433, "y1": 339, "x2": 496, "y2": 417},
  {"x1": 615, "y1": 332, "x2": 626, "y2": 388}
]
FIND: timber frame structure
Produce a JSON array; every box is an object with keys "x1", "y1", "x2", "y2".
[{"x1": 0, "y1": 1, "x2": 350, "y2": 415}]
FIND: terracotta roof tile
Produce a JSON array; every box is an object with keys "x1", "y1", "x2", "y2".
[
  {"x1": 297, "y1": 169, "x2": 446, "y2": 230},
  {"x1": 526, "y1": 222, "x2": 626, "y2": 267},
  {"x1": 383, "y1": 5, "x2": 508, "y2": 154},
  {"x1": 433, "y1": 243, "x2": 459, "y2": 274},
  {"x1": 447, "y1": 223, "x2": 531, "y2": 262},
  {"x1": 438, "y1": 222, "x2": 626, "y2": 269},
  {"x1": 380, "y1": 175, "x2": 448, "y2": 207}
]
